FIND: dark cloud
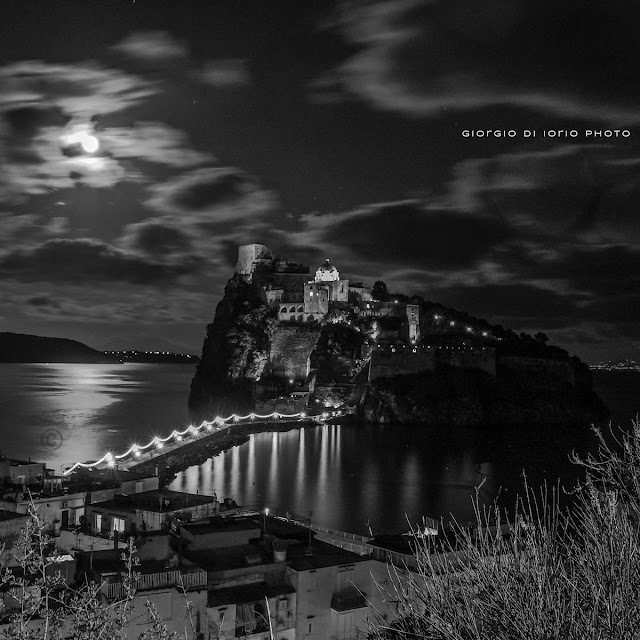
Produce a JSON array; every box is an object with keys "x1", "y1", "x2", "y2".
[
  {"x1": 312, "y1": 0, "x2": 640, "y2": 122},
  {"x1": 286, "y1": 200, "x2": 513, "y2": 271},
  {"x1": 111, "y1": 30, "x2": 189, "y2": 61},
  {"x1": 119, "y1": 218, "x2": 194, "y2": 259},
  {"x1": 0, "y1": 238, "x2": 201, "y2": 284},
  {"x1": 449, "y1": 145, "x2": 640, "y2": 244},
  {"x1": 26, "y1": 295, "x2": 60, "y2": 308},
  {"x1": 145, "y1": 167, "x2": 278, "y2": 223},
  {"x1": 196, "y1": 59, "x2": 251, "y2": 87}
]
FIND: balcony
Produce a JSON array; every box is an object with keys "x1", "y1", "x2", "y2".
[
  {"x1": 330, "y1": 589, "x2": 367, "y2": 611},
  {"x1": 101, "y1": 568, "x2": 207, "y2": 599}
]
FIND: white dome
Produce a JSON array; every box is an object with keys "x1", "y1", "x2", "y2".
[{"x1": 315, "y1": 259, "x2": 339, "y2": 282}]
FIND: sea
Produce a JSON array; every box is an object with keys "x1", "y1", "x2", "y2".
[{"x1": 0, "y1": 362, "x2": 637, "y2": 535}]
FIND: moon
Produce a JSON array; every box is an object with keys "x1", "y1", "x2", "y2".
[{"x1": 79, "y1": 132, "x2": 99, "y2": 153}]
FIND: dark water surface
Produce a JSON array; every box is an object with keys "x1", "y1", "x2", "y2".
[{"x1": 0, "y1": 363, "x2": 636, "y2": 535}]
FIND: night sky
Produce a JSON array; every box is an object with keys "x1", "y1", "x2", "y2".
[{"x1": 2, "y1": 0, "x2": 640, "y2": 362}]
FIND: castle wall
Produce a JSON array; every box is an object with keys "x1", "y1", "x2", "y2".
[
  {"x1": 369, "y1": 348, "x2": 436, "y2": 380},
  {"x1": 436, "y1": 346, "x2": 496, "y2": 376},
  {"x1": 269, "y1": 325, "x2": 322, "y2": 382},
  {"x1": 369, "y1": 345, "x2": 497, "y2": 380},
  {"x1": 304, "y1": 283, "x2": 329, "y2": 316},
  {"x1": 497, "y1": 355, "x2": 575, "y2": 388}
]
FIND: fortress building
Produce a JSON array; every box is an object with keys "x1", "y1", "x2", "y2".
[{"x1": 235, "y1": 244, "x2": 418, "y2": 327}]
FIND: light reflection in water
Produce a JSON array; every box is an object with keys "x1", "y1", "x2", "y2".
[{"x1": 171, "y1": 424, "x2": 509, "y2": 535}]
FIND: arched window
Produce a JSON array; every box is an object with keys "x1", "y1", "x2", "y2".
[
  {"x1": 298, "y1": 306, "x2": 303, "y2": 312},
  {"x1": 297, "y1": 315, "x2": 303, "y2": 322},
  {"x1": 290, "y1": 306, "x2": 295, "y2": 313},
  {"x1": 281, "y1": 307, "x2": 287, "y2": 314},
  {"x1": 308, "y1": 314, "x2": 314, "y2": 321}
]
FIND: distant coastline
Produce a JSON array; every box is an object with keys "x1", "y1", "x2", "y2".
[{"x1": 0, "y1": 332, "x2": 199, "y2": 364}]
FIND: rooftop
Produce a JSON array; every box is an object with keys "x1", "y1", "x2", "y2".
[
  {"x1": 0, "y1": 458, "x2": 45, "y2": 466},
  {"x1": 90, "y1": 488, "x2": 214, "y2": 514},
  {"x1": 181, "y1": 515, "x2": 261, "y2": 536}
]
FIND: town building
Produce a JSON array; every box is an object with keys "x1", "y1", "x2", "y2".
[
  {"x1": 84, "y1": 488, "x2": 218, "y2": 538},
  {"x1": 0, "y1": 457, "x2": 46, "y2": 487}
]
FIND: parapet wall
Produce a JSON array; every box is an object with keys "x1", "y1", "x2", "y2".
[
  {"x1": 369, "y1": 348, "x2": 436, "y2": 380},
  {"x1": 369, "y1": 345, "x2": 497, "y2": 380},
  {"x1": 497, "y1": 355, "x2": 575, "y2": 388},
  {"x1": 269, "y1": 324, "x2": 322, "y2": 382}
]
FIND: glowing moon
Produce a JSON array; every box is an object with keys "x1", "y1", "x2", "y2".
[
  {"x1": 79, "y1": 132, "x2": 99, "y2": 153},
  {"x1": 63, "y1": 127, "x2": 100, "y2": 154}
]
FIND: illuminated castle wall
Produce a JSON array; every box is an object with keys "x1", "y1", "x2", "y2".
[{"x1": 235, "y1": 244, "x2": 391, "y2": 325}]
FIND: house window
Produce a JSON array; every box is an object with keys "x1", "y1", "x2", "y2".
[
  {"x1": 95, "y1": 513, "x2": 102, "y2": 532},
  {"x1": 278, "y1": 598, "x2": 288, "y2": 611},
  {"x1": 113, "y1": 517, "x2": 126, "y2": 533}
]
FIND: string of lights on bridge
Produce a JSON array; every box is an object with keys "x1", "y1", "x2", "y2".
[{"x1": 61, "y1": 410, "x2": 330, "y2": 477}]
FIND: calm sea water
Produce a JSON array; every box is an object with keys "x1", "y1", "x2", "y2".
[{"x1": 0, "y1": 363, "x2": 637, "y2": 534}]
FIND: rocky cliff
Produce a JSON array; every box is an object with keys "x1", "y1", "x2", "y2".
[
  {"x1": 190, "y1": 274, "x2": 608, "y2": 427},
  {"x1": 359, "y1": 366, "x2": 608, "y2": 426}
]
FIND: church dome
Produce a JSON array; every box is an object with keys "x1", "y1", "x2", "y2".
[{"x1": 315, "y1": 258, "x2": 339, "y2": 282}]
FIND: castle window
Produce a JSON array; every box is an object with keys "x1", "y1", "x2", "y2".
[
  {"x1": 308, "y1": 314, "x2": 314, "y2": 321},
  {"x1": 297, "y1": 315, "x2": 303, "y2": 322},
  {"x1": 310, "y1": 291, "x2": 314, "y2": 297},
  {"x1": 290, "y1": 306, "x2": 295, "y2": 313},
  {"x1": 298, "y1": 306, "x2": 303, "y2": 312},
  {"x1": 281, "y1": 307, "x2": 287, "y2": 313}
]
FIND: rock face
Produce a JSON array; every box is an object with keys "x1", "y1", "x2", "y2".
[
  {"x1": 359, "y1": 366, "x2": 608, "y2": 426},
  {"x1": 189, "y1": 275, "x2": 275, "y2": 421}
]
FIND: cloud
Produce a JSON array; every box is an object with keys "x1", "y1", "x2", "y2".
[
  {"x1": 196, "y1": 59, "x2": 251, "y2": 87},
  {"x1": 111, "y1": 30, "x2": 189, "y2": 61},
  {"x1": 0, "y1": 61, "x2": 156, "y2": 118},
  {"x1": 99, "y1": 121, "x2": 215, "y2": 168},
  {"x1": 118, "y1": 218, "x2": 195, "y2": 259},
  {"x1": 311, "y1": 0, "x2": 640, "y2": 123},
  {"x1": 280, "y1": 200, "x2": 512, "y2": 272},
  {"x1": 0, "y1": 238, "x2": 201, "y2": 284},
  {"x1": 145, "y1": 166, "x2": 278, "y2": 223}
]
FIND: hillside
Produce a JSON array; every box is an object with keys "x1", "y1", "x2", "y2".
[{"x1": 0, "y1": 332, "x2": 118, "y2": 364}]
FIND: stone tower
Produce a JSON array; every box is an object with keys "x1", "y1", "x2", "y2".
[{"x1": 407, "y1": 304, "x2": 420, "y2": 343}]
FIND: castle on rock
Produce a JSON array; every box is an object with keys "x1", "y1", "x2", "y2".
[{"x1": 235, "y1": 243, "x2": 419, "y2": 338}]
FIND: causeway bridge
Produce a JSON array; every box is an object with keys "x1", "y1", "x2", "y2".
[{"x1": 62, "y1": 410, "x2": 340, "y2": 476}]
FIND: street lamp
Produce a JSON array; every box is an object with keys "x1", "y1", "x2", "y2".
[{"x1": 263, "y1": 507, "x2": 269, "y2": 534}]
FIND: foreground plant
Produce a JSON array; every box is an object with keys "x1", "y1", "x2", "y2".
[
  {"x1": 0, "y1": 495, "x2": 201, "y2": 640},
  {"x1": 370, "y1": 418, "x2": 640, "y2": 640}
]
